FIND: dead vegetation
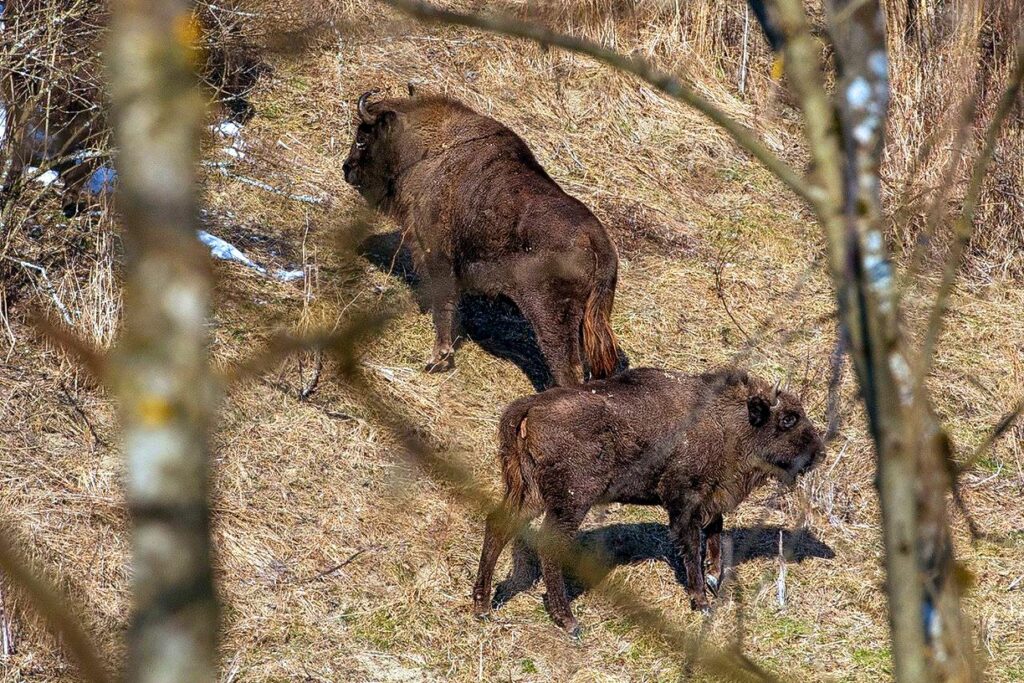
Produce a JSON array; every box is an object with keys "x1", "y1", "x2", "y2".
[{"x1": 2, "y1": 1, "x2": 1024, "y2": 681}]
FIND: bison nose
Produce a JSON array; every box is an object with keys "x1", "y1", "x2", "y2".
[
  {"x1": 343, "y1": 160, "x2": 357, "y2": 184},
  {"x1": 802, "y1": 444, "x2": 825, "y2": 474}
]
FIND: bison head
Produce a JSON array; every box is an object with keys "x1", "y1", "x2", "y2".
[
  {"x1": 746, "y1": 379, "x2": 824, "y2": 482},
  {"x1": 343, "y1": 90, "x2": 399, "y2": 208}
]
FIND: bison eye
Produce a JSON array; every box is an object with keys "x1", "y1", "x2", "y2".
[
  {"x1": 780, "y1": 413, "x2": 798, "y2": 430},
  {"x1": 355, "y1": 140, "x2": 367, "y2": 150}
]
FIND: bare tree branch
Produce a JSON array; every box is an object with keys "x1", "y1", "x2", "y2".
[
  {"x1": 218, "y1": 309, "x2": 393, "y2": 386},
  {"x1": 962, "y1": 395, "x2": 1024, "y2": 474},
  {"x1": 107, "y1": 1, "x2": 218, "y2": 681},
  {"x1": 31, "y1": 313, "x2": 108, "y2": 380},
  {"x1": 826, "y1": 1, "x2": 974, "y2": 678}
]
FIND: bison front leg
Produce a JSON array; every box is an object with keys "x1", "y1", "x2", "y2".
[
  {"x1": 703, "y1": 514, "x2": 724, "y2": 595},
  {"x1": 421, "y1": 265, "x2": 459, "y2": 373},
  {"x1": 670, "y1": 509, "x2": 710, "y2": 612}
]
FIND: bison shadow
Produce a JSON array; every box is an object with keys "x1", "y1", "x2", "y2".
[
  {"x1": 492, "y1": 522, "x2": 835, "y2": 608},
  {"x1": 360, "y1": 230, "x2": 628, "y2": 391}
]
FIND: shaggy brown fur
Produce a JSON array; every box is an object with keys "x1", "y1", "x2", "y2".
[
  {"x1": 343, "y1": 90, "x2": 620, "y2": 385},
  {"x1": 473, "y1": 367, "x2": 825, "y2": 634}
]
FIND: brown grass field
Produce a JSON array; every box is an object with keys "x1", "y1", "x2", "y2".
[{"x1": 2, "y1": 1, "x2": 1023, "y2": 680}]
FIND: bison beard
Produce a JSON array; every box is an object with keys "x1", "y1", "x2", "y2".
[
  {"x1": 473, "y1": 368, "x2": 826, "y2": 635},
  {"x1": 343, "y1": 91, "x2": 620, "y2": 386}
]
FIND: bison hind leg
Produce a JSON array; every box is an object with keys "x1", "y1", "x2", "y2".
[
  {"x1": 492, "y1": 537, "x2": 541, "y2": 608},
  {"x1": 516, "y1": 294, "x2": 585, "y2": 387}
]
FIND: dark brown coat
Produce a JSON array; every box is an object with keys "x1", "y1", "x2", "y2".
[
  {"x1": 473, "y1": 367, "x2": 825, "y2": 634},
  {"x1": 343, "y1": 91, "x2": 619, "y2": 386}
]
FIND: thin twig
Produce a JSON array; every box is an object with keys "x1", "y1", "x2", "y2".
[
  {"x1": 0, "y1": 578, "x2": 14, "y2": 658},
  {"x1": 58, "y1": 379, "x2": 108, "y2": 448},
  {"x1": 202, "y1": 161, "x2": 329, "y2": 205},
  {"x1": 961, "y1": 396, "x2": 1024, "y2": 474},
  {"x1": 3, "y1": 256, "x2": 75, "y2": 325},
  {"x1": 303, "y1": 547, "x2": 375, "y2": 582},
  {"x1": 824, "y1": 331, "x2": 847, "y2": 442},
  {"x1": 30, "y1": 313, "x2": 107, "y2": 380}
]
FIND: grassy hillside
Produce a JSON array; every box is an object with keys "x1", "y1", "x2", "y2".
[{"x1": 2, "y1": 1, "x2": 1023, "y2": 681}]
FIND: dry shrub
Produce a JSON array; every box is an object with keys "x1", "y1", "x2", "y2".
[
  {"x1": 495, "y1": 0, "x2": 1024, "y2": 278},
  {"x1": 883, "y1": 0, "x2": 1024, "y2": 276}
]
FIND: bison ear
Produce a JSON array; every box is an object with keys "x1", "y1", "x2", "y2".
[{"x1": 747, "y1": 396, "x2": 771, "y2": 428}]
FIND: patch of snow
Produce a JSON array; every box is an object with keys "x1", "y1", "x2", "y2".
[
  {"x1": 214, "y1": 121, "x2": 242, "y2": 137},
  {"x1": 211, "y1": 119, "x2": 246, "y2": 159},
  {"x1": 197, "y1": 229, "x2": 304, "y2": 283},
  {"x1": 272, "y1": 268, "x2": 305, "y2": 282},
  {"x1": 198, "y1": 229, "x2": 266, "y2": 274},
  {"x1": 27, "y1": 167, "x2": 60, "y2": 186}
]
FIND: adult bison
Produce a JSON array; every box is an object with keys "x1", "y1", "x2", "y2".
[{"x1": 343, "y1": 90, "x2": 620, "y2": 386}]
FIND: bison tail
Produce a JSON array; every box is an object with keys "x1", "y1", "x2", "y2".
[
  {"x1": 497, "y1": 399, "x2": 542, "y2": 516},
  {"x1": 582, "y1": 252, "x2": 620, "y2": 380}
]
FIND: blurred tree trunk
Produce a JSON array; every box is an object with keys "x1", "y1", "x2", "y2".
[
  {"x1": 824, "y1": 1, "x2": 974, "y2": 680},
  {"x1": 107, "y1": 1, "x2": 218, "y2": 682}
]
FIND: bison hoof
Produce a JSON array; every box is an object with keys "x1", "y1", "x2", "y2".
[
  {"x1": 424, "y1": 350, "x2": 455, "y2": 373},
  {"x1": 706, "y1": 574, "x2": 719, "y2": 596},
  {"x1": 559, "y1": 619, "x2": 581, "y2": 640},
  {"x1": 472, "y1": 595, "x2": 491, "y2": 620},
  {"x1": 690, "y1": 597, "x2": 711, "y2": 614}
]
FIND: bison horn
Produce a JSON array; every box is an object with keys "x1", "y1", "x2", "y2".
[
  {"x1": 358, "y1": 89, "x2": 381, "y2": 124},
  {"x1": 770, "y1": 378, "x2": 782, "y2": 408}
]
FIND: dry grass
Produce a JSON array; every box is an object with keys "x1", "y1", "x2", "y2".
[{"x1": 2, "y1": 1, "x2": 1024, "y2": 681}]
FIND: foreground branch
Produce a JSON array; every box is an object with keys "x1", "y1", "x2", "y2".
[{"x1": 826, "y1": 0, "x2": 973, "y2": 678}]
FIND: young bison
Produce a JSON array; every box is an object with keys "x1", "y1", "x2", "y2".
[
  {"x1": 343, "y1": 90, "x2": 619, "y2": 386},
  {"x1": 473, "y1": 367, "x2": 825, "y2": 634}
]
